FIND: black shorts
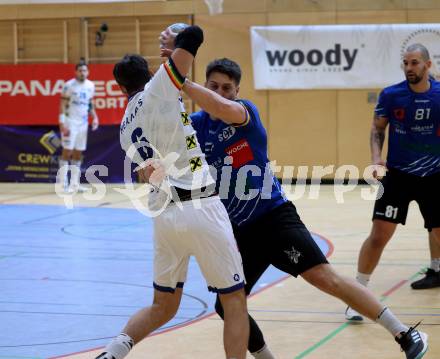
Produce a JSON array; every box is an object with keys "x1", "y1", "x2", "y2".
[
  {"x1": 232, "y1": 201, "x2": 328, "y2": 295},
  {"x1": 373, "y1": 168, "x2": 440, "y2": 229}
]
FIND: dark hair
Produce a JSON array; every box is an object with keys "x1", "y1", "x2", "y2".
[
  {"x1": 206, "y1": 58, "x2": 241, "y2": 85},
  {"x1": 406, "y1": 43, "x2": 430, "y2": 61},
  {"x1": 75, "y1": 59, "x2": 88, "y2": 70},
  {"x1": 113, "y1": 54, "x2": 152, "y2": 95}
]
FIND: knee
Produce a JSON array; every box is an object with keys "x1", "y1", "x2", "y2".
[
  {"x1": 219, "y1": 289, "x2": 247, "y2": 316},
  {"x1": 302, "y1": 265, "x2": 343, "y2": 293},
  {"x1": 367, "y1": 222, "x2": 395, "y2": 248},
  {"x1": 367, "y1": 231, "x2": 391, "y2": 249},
  {"x1": 152, "y1": 301, "x2": 179, "y2": 323}
]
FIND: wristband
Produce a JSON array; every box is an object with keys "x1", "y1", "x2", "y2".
[
  {"x1": 59, "y1": 113, "x2": 65, "y2": 124},
  {"x1": 174, "y1": 25, "x2": 204, "y2": 57}
]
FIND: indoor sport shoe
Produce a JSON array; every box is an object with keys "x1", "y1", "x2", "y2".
[
  {"x1": 345, "y1": 306, "x2": 363, "y2": 321},
  {"x1": 67, "y1": 184, "x2": 88, "y2": 193},
  {"x1": 411, "y1": 268, "x2": 440, "y2": 290},
  {"x1": 395, "y1": 322, "x2": 428, "y2": 359}
]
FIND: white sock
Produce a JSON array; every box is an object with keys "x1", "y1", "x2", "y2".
[
  {"x1": 70, "y1": 160, "x2": 82, "y2": 187},
  {"x1": 430, "y1": 258, "x2": 440, "y2": 272},
  {"x1": 376, "y1": 307, "x2": 408, "y2": 337},
  {"x1": 58, "y1": 159, "x2": 69, "y2": 187},
  {"x1": 356, "y1": 272, "x2": 371, "y2": 287},
  {"x1": 251, "y1": 344, "x2": 275, "y2": 359},
  {"x1": 103, "y1": 333, "x2": 134, "y2": 359}
]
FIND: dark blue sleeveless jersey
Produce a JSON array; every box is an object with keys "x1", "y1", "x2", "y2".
[
  {"x1": 376, "y1": 79, "x2": 440, "y2": 176},
  {"x1": 190, "y1": 99, "x2": 287, "y2": 226}
]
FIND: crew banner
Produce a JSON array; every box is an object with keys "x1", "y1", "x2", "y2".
[
  {"x1": 0, "y1": 125, "x2": 125, "y2": 182},
  {"x1": 250, "y1": 24, "x2": 440, "y2": 89}
]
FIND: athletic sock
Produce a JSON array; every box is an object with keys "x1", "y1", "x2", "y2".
[
  {"x1": 70, "y1": 160, "x2": 82, "y2": 187},
  {"x1": 58, "y1": 159, "x2": 69, "y2": 188},
  {"x1": 376, "y1": 307, "x2": 408, "y2": 337},
  {"x1": 251, "y1": 344, "x2": 276, "y2": 359},
  {"x1": 102, "y1": 333, "x2": 134, "y2": 359},
  {"x1": 356, "y1": 272, "x2": 371, "y2": 287},
  {"x1": 430, "y1": 258, "x2": 440, "y2": 272}
]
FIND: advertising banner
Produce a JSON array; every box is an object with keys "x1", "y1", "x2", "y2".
[
  {"x1": 250, "y1": 24, "x2": 440, "y2": 89},
  {"x1": 0, "y1": 125, "x2": 125, "y2": 183},
  {"x1": 0, "y1": 63, "x2": 126, "y2": 125}
]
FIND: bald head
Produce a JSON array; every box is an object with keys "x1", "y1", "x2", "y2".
[{"x1": 405, "y1": 43, "x2": 430, "y2": 61}]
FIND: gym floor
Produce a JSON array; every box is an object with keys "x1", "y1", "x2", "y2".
[{"x1": 0, "y1": 183, "x2": 438, "y2": 359}]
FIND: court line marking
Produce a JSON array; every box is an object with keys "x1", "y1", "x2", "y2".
[
  {"x1": 294, "y1": 268, "x2": 426, "y2": 359},
  {"x1": 48, "y1": 274, "x2": 292, "y2": 359},
  {"x1": 48, "y1": 233, "x2": 334, "y2": 358}
]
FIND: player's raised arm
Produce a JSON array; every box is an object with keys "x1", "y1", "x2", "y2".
[
  {"x1": 182, "y1": 80, "x2": 247, "y2": 126},
  {"x1": 169, "y1": 25, "x2": 204, "y2": 79}
]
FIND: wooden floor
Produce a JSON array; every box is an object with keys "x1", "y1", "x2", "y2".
[{"x1": 1, "y1": 183, "x2": 439, "y2": 359}]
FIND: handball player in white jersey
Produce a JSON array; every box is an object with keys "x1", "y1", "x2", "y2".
[
  {"x1": 57, "y1": 60, "x2": 99, "y2": 192},
  {"x1": 95, "y1": 24, "x2": 249, "y2": 359}
]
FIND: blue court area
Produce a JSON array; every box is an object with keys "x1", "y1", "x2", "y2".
[{"x1": 0, "y1": 204, "x2": 331, "y2": 359}]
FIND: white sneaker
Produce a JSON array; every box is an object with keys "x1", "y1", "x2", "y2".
[
  {"x1": 345, "y1": 306, "x2": 363, "y2": 321},
  {"x1": 67, "y1": 185, "x2": 88, "y2": 193}
]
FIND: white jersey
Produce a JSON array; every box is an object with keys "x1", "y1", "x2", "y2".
[
  {"x1": 120, "y1": 60, "x2": 214, "y2": 207},
  {"x1": 62, "y1": 78, "x2": 95, "y2": 126}
]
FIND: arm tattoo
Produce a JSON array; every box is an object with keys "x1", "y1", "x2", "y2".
[{"x1": 371, "y1": 129, "x2": 385, "y2": 150}]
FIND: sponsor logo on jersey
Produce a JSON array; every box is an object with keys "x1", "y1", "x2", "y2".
[
  {"x1": 218, "y1": 126, "x2": 236, "y2": 142},
  {"x1": 186, "y1": 134, "x2": 197, "y2": 150},
  {"x1": 393, "y1": 108, "x2": 405, "y2": 120},
  {"x1": 181, "y1": 112, "x2": 190, "y2": 126},
  {"x1": 189, "y1": 156, "x2": 203, "y2": 172},
  {"x1": 225, "y1": 139, "x2": 254, "y2": 169}
]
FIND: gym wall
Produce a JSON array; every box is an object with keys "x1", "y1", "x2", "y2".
[{"x1": 1, "y1": 0, "x2": 439, "y2": 179}]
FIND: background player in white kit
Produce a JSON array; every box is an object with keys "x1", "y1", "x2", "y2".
[
  {"x1": 58, "y1": 60, "x2": 99, "y2": 192},
  {"x1": 95, "y1": 25, "x2": 249, "y2": 359}
]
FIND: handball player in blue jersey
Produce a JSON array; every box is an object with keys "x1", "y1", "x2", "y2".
[
  {"x1": 178, "y1": 57, "x2": 427, "y2": 359},
  {"x1": 345, "y1": 43, "x2": 440, "y2": 323}
]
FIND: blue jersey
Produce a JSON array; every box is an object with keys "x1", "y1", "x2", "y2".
[
  {"x1": 191, "y1": 99, "x2": 287, "y2": 227},
  {"x1": 376, "y1": 79, "x2": 440, "y2": 176}
]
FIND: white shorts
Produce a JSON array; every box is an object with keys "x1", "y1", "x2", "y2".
[
  {"x1": 61, "y1": 123, "x2": 88, "y2": 151},
  {"x1": 153, "y1": 196, "x2": 245, "y2": 294}
]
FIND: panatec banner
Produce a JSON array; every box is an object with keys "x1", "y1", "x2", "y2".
[
  {"x1": 250, "y1": 24, "x2": 440, "y2": 90},
  {"x1": 0, "y1": 64, "x2": 126, "y2": 125}
]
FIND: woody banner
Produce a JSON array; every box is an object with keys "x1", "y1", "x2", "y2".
[{"x1": 250, "y1": 24, "x2": 440, "y2": 89}]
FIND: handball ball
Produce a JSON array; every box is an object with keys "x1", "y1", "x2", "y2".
[{"x1": 169, "y1": 23, "x2": 189, "y2": 35}]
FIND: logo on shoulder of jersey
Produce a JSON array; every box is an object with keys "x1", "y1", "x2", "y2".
[
  {"x1": 189, "y1": 156, "x2": 203, "y2": 172},
  {"x1": 225, "y1": 139, "x2": 254, "y2": 169},
  {"x1": 181, "y1": 112, "x2": 190, "y2": 126},
  {"x1": 218, "y1": 126, "x2": 236, "y2": 142},
  {"x1": 393, "y1": 108, "x2": 405, "y2": 121},
  {"x1": 186, "y1": 134, "x2": 197, "y2": 150}
]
